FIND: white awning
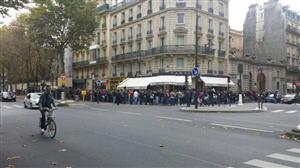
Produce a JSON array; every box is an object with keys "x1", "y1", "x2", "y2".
[
  {"x1": 200, "y1": 76, "x2": 234, "y2": 87},
  {"x1": 117, "y1": 75, "x2": 192, "y2": 89},
  {"x1": 89, "y1": 44, "x2": 100, "y2": 50}
]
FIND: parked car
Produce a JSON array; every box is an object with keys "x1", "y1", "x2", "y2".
[
  {"x1": 281, "y1": 94, "x2": 297, "y2": 104},
  {"x1": 0, "y1": 91, "x2": 16, "y2": 102},
  {"x1": 264, "y1": 94, "x2": 281, "y2": 103},
  {"x1": 24, "y1": 93, "x2": 42, "y2": 109}
]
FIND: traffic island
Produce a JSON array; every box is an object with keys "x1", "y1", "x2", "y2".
[
  {"x1": 281, "y1": 125, "x2": 300, "y2": 142},
  {"x1": 180, "y1": 103, "x2": 267, "y2": 113},
  {"x1": 55, "y1": 100, "x2": 76, "y2": 107}
]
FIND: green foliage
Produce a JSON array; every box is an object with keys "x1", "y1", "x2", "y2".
[
  {"x1": 0, "y1": 0, "x2": 28, "y2": 17},
  {"x1": 27, "y1": 0, "x2": 98, "y2": 73}
]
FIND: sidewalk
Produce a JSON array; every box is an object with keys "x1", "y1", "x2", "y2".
[{"x1": 180, "y1": 103, "x2": 267, "y2": 113}]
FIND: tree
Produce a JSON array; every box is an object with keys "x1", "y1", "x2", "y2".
[
  {"x1": 27, "y1": 0, "x2": 98, "y2": 77},
  {"x1": 0, "y1": 0, "x2": 28, "y2": 17}
]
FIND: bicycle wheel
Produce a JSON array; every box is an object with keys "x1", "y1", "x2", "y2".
[{"x1": 47, "y1": 119, "x2": 56, "y2": 138}]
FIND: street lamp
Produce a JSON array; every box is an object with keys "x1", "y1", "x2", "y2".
[
  {"x1": 194, "y1": 0, "x2": 200, "y2": 109},
  {"x1": 0, "y1": 21, "x2": 5, "y2": 91}
]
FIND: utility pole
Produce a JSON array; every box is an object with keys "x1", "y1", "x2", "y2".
[{"x1": 194, "y1": 0, "x2": 200, "y2": 109}]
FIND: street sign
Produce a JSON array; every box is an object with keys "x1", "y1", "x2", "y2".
[
  {"x1": 96, "y1": 80, "x2": 102, "y2": 86},
  {"x1": 191, "y1": 67, "x2": 199, "y2": 77}
]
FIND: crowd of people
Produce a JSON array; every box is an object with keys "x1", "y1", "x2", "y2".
[{"x1": 66, "y1": 88, "x2": 269, "y2": 107}]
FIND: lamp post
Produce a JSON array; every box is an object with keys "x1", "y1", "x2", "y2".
[
  {"x1": 194, "y1": 0, "x2": 200, "y2": 109},
  {"x1": 0, "y1": 21, "x2": 4, "y2": 91}
]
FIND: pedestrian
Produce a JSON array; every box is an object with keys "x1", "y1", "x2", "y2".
[
  {"x1": 257, "y1": 91, "x2": 265, "y2": 110},
  {"x1": 133, "y1": 90, "x2": 139, "y2": 104}
]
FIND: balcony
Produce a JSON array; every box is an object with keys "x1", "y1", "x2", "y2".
[
  {"x1": 176, "y1": 2, "x2": 186, "y2": 7},
  {"x1": 208, "y1": 8, "x2": 214, "y2": 14},
  {"x1": 219, "y1": 12, "x2": 224, "y2": 17},
  {"x1": 121, "y1": 19, "x2": 125, "y2": 24},
  {"x1": 96, "y1": 4, "x2": 109, "y2": 14},
  {"x1": 111, "y1": 45, "x2": 216, "y2": 62},
  {"x1": 73, "y1": 57, "x2": 107, "y2": 69},
  {"x1": 112, "y1": 39, "x2": 118, "y2": 45},
  {"x1": 196, "y1": 4, "x2": 202, "y2": 9},
  {"x1": 287, "y1": 65, "x2": 300, "y2": 72},
  {"x1": 102, "y1": 23, "x2": 106, "y2": 29},
  {"x1": 127, "y1": 72, "x2": 133, "y2": 77},
  {"x1": 128, "y1": 35, "x2": 133, "y2": 41},
  {"x1": 73, "y1": 60, "x2": 89, "y2": 69},
  {"x1": 208, "y1": 29, "x2": 214, "y2": 34},
  {"x1": 112, "y1": 73, "x2": 116, "y2": 77},
  {"x1": 159, "y1": 4, "x2": 166, "y2": 10},
  {"x1": 136, "y1": 33, "x2": 142, "y2": 41},
  {"x1": 158, "y1": 26, "x2": 166, "y2": 36},
  {"x1": 147, "y1": 9, "x2": 152, "y2": 15},
  {"x1": 128, "y1": 16, "x2": 133, "y2": 21},
  {"x1": 219, "y1": 32, "x2": 224, "y2": 36},
  {"x1": 120, "y1": 38, "x2": 126, "y2": 45},
  {"x1": 137, "y1": 13, "x2": 142, "y2": 18},
  {"x1": 218, "y1": 50, "x2": 226, "y2": 57},
  {"x1": 159, "y1": 68, "x2": 165, "y2": 73},
  {"x1": 218, "y1": 70, "x2": 224, "y2": 75},
  {"x1": 286, "y1": 25, "x2": 300, "y2": 35},
  {"x1": 120, "y1": 72, "x2": 125, "y2": 76},
  {"x1": 207, "y1": 69, "x2": 213, "y2": 74},
  {"x1": 113, "y1": 23, "x2": 117, "y2": 28},
  {"x1": 147, "y1": 30, "x2": 153, "y2": 39},
  {"x1": 195, "y1": 27, "x2": 202, "y2": 36}
]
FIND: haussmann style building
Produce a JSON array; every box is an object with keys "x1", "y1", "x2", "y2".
[{"x1": 72, "y1": 0, "x2": 232, "y2": 90}]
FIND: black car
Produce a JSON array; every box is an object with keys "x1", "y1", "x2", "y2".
[
  {"x1": 281, "y1": 94, "x2": 297, "y2": 104},
  {"x1": 0, "y1": 91, "x2": 17, "y2": 102}
]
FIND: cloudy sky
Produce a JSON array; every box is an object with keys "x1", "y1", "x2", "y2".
[{"x1": 1, "y1": 0, "x2": 300, "y2": 30}]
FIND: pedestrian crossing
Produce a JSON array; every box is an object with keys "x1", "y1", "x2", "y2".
[
  {"x1": 243, "y1": 148, "x2": 300, "y2": 168},
  {"x1": 0, "y1": 104, "x2": 23, "y2": 109},
  {"x1": 270, "y1": 109, "x2": 299, "y2": 114}
]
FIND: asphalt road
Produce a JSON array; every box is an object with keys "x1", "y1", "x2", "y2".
[{"x1": 0, "y1": 101, "x2": 299, "y2": 168}]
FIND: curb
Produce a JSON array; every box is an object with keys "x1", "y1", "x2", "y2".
[
  {"x1": 180, "y1": 107, "x2": 267, "y2": 113},
  {"x1": 281, "y1": 130, "x2": 300, "y2": 141}
]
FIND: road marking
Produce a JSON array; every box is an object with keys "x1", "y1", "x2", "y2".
[
  {"x1": 210, "y1": 123, "x2": 274, "y2": 133},
  {"x1": 244, "y1": 159, "x2": 293, "y2": 168},
  {"x1": 2, "y1": 105, "x2": 12, "y2": 109},
  {"x1": 117, "y1": 111, "x2": 142, "y2": 116},
  {"x1": 90, "y1": 108, "x2": 109, "y2": 112},
  {"x1": 155, "y1": 116, "x2": 193, "y2": 122},
  {"x1": 271, "y1": 109, "x2": 284, "y2": 113},
  {"x1": 13, "y1": 105, "x2": 23, "y2": 108},
  {"x1": 287, "y1": 148, "x2": 300, "y2": 154},
  {"x1": 267, "y1": 153, "x2": 300, "y2": 164},
  {"x1": 285, "y1": 110, "x2": 298, "y2": 114}
]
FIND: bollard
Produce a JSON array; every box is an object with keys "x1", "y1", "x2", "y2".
[{"x1": 238, "y1": 94, "x2": 243, "y2": 105}]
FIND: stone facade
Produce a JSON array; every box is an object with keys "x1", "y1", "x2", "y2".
[
  {"x1": 239, "y1": 0, "x2": 300, "y2": 94},
  {"x1": 72, "y1": 0, "x2": 230, "y2": 90}
]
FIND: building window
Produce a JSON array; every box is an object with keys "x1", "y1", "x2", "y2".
[
  {"x1": 138, "y1": 24, "x2": 141, "y2": 33},
  {"x1": 129, "y1": 8, "x2": 133, "y2": 18},
  {"x1": 208, "y1": 60, "x2": 212, "y2": 71},
  {"x1": 177, "y1": 13, "x2": 184, "y2": 24},
  {"x1": 219, "y1": 2, "x2": 224, "y2": 16},
  {"x1": 114, "y1": 65, "x2": 117, "y2": 74},
  {"x1": 218, "y1": 41, "x2": 224, "y2": 51},
  {"x1": 208, "y1": 19, "x2": 213, "y2": 30},
  {"x1": 121, "y1": 12, "x2": 125, "y2": 23},
  {"x1": 129, "y1": 27, "x2": 133, "y2": 37},
  {"x1": 122, "y1": 46, "x2": 125, "y2": 54},
  {"x1": 122, "y1": 29, "x2": 125, "y2": 39},
  {"x1": 137, "y1": 5, "x2": 141, "y2": 14},
  {"x1": 147, "y1": 40, "x2": 152, "y2": 50},
  {"x1": 97, "y1": 32, "x2": 100, "y2": 44},
  {"x1": 137, "y1": 42, "x2": 142, "y2": 51},
  {"x1": 177, "y1": 36, "x2": 184, "y2": 46},
  {"x1": 160, "y1": 16, "x2": 165, "y2": 29},
  {"x1": 208, "y1": 0, "x2": 213, "y2": 9},
  {"x1": 160, "y1": 59, "x2": 164, "y2": 69},
  {"x1": 160, "y1": 37, "x2": 165, "y2": 47},
  {"x1": 219, "y1": 22, "x2": 224, "y2": 33},
  {"x1": 148, "y1": 20, "x2": 152, "y2": 32},
  {"x1": 129, "y1": 45, "x2": 133, "y2": 52},
  {"x1": 113, "y1": 32, "x2": 117, "y2": 41},
  {"x1": 160, "y1": 0, "x2": 165, "y2": 9},
  {"x1": 113, "y1": 48, "x2": 117, "y2": 56},
  {"x1": 148, "y1": 0, "x2": 152, "y2": 10},
  {"x1": 208, "y1": 39, "x2": 213, "y2": 48},
  {"x1": 113, "y1": 15, "x2": 117, "y2": 26},
  {"x1": 130, "y1": 63, "x2": 133, "y2": 73},
  {"x1": 176, "y1": 58, "x2": 184, "y2": 69}
]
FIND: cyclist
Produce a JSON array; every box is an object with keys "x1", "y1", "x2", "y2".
[{"x1": 38, "y1": 85, "x2": 56, "y2": 133}]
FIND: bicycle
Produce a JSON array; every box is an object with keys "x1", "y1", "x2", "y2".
[{"x1": 39, "y1": 107, "x2": 57, "y2": 138}]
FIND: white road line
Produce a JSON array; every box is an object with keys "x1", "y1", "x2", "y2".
[
  {"x1": 285, "y1": 110, "x2": 298, "y2": 114},
  {"x1": 117, "y1": 111, "x2": 142, "y2": 116},
  {"x1": 155, "y1": 116, "x2": 193, "y2": 122},
  {"x1": 13, "y1": 105, "x2": 23, "y2": 108},
  {"x1": 2, "y1": 105, "x2": 12, "y2": 109},
  {"x1": 210, "y1": 123, "x2": 274, "y2": 133},
  {"x1": 271, "y1": 109, "x2": 284, "y2": 113},
  {"x1": 244, "y1": 159, "x2": 293, "y2": 168},
  {"x1": 267, "y1": 153, "x2": 300, "y2": 164},
  {"x1": 90, "y1": 108, "x2": 109, "y2": 112},
  {"x1": 287, "y1": 148, "x2": 300, "y2": 154}
]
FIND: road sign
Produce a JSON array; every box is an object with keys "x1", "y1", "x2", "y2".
[
  {"x1": 96, "y1": 80, "x2": 102, "y2": 86},
  {"x1": 191, "y1": 67, "x2": 199, "y2": 77}
]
